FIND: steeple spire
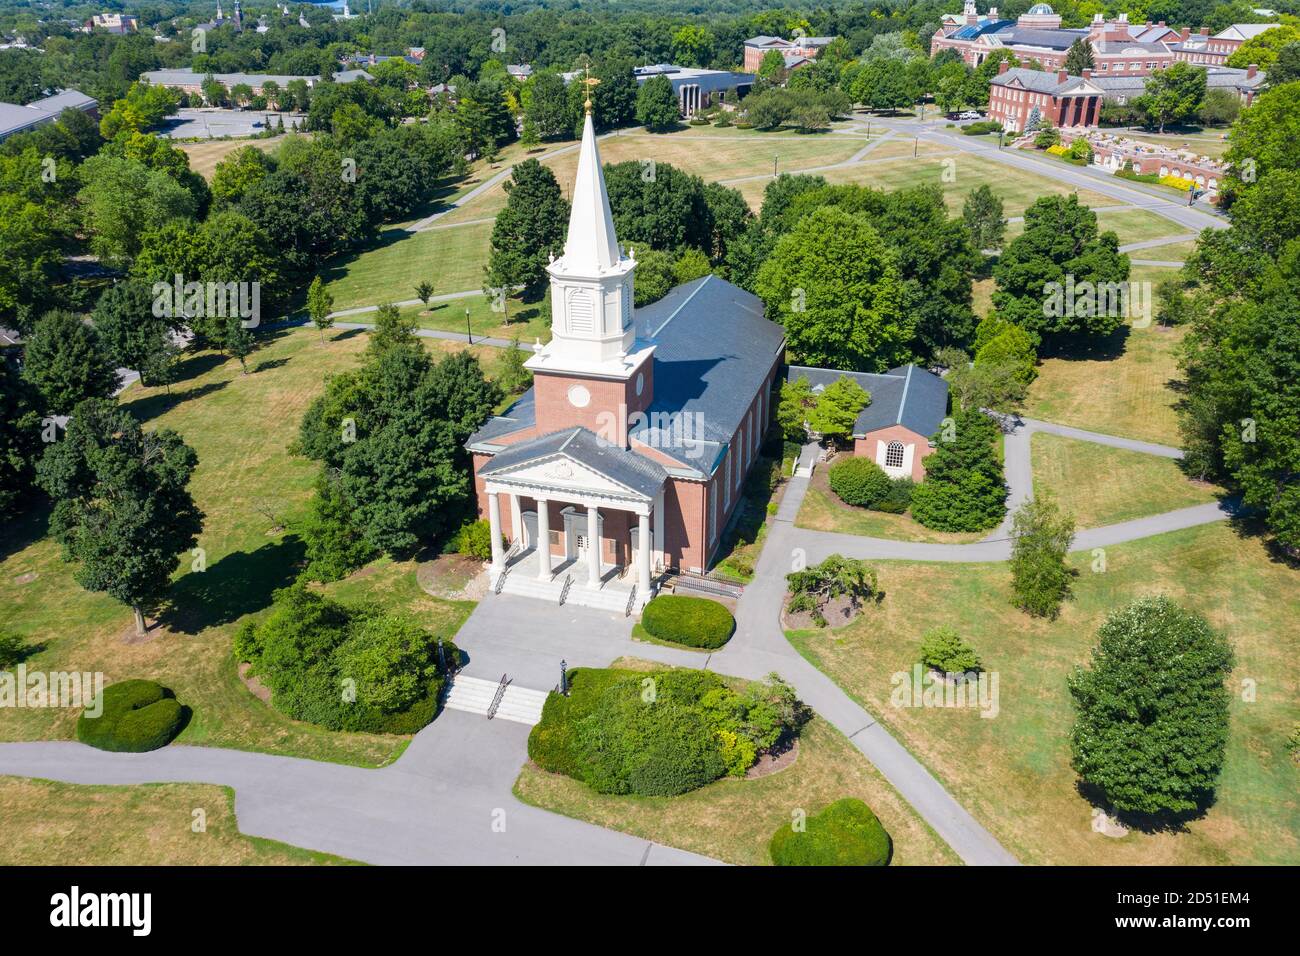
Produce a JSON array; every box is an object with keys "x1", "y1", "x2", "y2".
[{"x1": 559, "y1": 110, "x2": 621, "y2": 275}]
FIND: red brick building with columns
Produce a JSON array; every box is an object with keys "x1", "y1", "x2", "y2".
[
  {"x1": 466, "y1": 107, "x2": 784, "y2": 611},
  {"x1": 988, "y1": 63, "x2": 1104, "y2": 131}
]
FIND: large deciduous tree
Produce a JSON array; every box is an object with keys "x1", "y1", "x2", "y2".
[
  {"x1": 635, "y1": 75, "x2": 680, "y2": 132},
  {"x1": 35, "y1": 398, "x2": 204, "y2": 635},
  {"x1": 484, "y1": 159, "x2": 569, "y2": 300},
  {"x1": 1134, "y1": 62, "x2": 1207, "y2": 133},
  {"x1": 755, "y1": 206, "x2": 909, "y2": 371},
  {"x1": 603, "y1": 159, "x2": 712, "y2": 253},
  {"x1": 992, "y1": 194, "x2": 1129, "y2": 344},
  {"x1": 1069, "y1": 597, "x2": 1234, "y2": 816}
]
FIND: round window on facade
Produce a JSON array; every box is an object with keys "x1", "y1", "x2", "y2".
[{"x1": 567, "y1": 384, "x2": 591, "y2": 408}]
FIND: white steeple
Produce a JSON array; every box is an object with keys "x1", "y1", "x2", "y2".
[
  {"x1": 560, "y1": 111, "x2": 622, "y2": 274},
  {"x1": 528, "y1": 103, "x2": 647, "y2": 376}
]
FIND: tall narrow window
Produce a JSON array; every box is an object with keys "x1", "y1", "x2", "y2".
[{"x1": 886, "y1": 441, "x2": 906, "y2": 470}]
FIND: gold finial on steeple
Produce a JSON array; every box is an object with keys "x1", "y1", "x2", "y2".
[{"x1": 582, "y1": 61, "x2": 600, "y2": 114}]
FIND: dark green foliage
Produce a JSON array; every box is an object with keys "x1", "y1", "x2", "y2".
[
  {"x1": 961, "y1": 120, "x2": 1003, "y2": 135},
  {"x1": 992, "y1": 194, "x2": 1130, "y2": 343},
  {"x1": 635, "y1": 75, "x2": 680, "y2": 131},
  {"x1": 0, "y1": 631, "x2": 28, "y2": 668},
  {"x1": 21, "y1": 310, "x2": 118, "y2": 413},
  {"x1": 234, "y1": 583, "x2": 458, "y2": 735},
  {"x1": 34, "y1": 398, "x2": 203, "y2": 631},
  {"x1": 769, "y1": 798, "x2": 892, "y2": 866},
  {"x1": 0, "y1": 354, "x2": 42, "y2": 517},
  {"x1": 603, "y1": 159, "x2": 711, "y2": 253},
  {"x1": 962, "y1": 183, "x2": 1005, "y2": 252},
  {"x1": 76, "y1": 679, "x2": 186, "y2": 753},
  {"x1": 910, "y1": 408, "x2": 1007, "y2": 532},
  {"x1": 786, "y1": 554, "x2": 879, "y2": 626},
  {"x1": 485, "y1": 159, "x2": 569, "y2": 298},
  {"x1": 640, "y1": 595, "x2": 735, "y2": 649},
  {"x1": 875, "y1": 476, "x2": 914, "y2": 514},
  {"x1": 92, "y1": 280, "x2": 175, "y2": 386},
  {"x1": 296, "y1": 344, "x2": 501, "y2": 558},
  {"x1": 828, "y1": 457, "x2": 892, "y2": 508},
  {"x1": 528, "y1": 667, "x2": 805, "y2": 795},
  {"x1": 299, "y1": 471, "x2": 376, "y2": 583},
  {"x1": 1069, "y1": 597, "x2": 1234, "y2": 816},
  {"x1": 918, "y1": 625, "x2": 982, "y2": 673},
  {"x1": 1009, "y1": 496, "x2": 1076, "y2": 619}
]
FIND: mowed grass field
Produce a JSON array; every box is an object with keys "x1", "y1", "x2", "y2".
[
  {"x1": 796, "y1": 468, "x2": 986, "y2": 544},
  {"x1": 0, "y1": 327, "x2": 475, "y2": 766},
  {"x1": 788, "y1": 520, "x2": 1300, "y2": 866},
  {"x1": 178, "y1": 136, "x2": 288, "y2": 180},
  {"x1": 321, "y1": 221, "x2": 493, "y2": 311},
  {"x1": 1095, "y1": 208, "x2": 1195, "y2": 247},
  {"x1": 0, "y1": 778, "x2": 359, "y2": 865},
  {"x1": 1024, "y1": 322, "x2": 1187, "y2": 446},
  {"x1": 514, "y1": 670, "x2": 960, "y2": 866},
  {"x1": 1031, "y1": 433, "x2": 1219, "y2": 527}
]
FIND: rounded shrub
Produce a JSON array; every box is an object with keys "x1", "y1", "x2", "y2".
[
  {"x1": 77, "y1": 679, "x2": 186, "y2": 753},
  {"x1": 828, "y1": 457, "x2": 892, "y2": 508},
  {"x1": 641, "y1": 595, "x2": 735, "y2": 649},
  {"x1": 453, "y1": 519, "x2": 495, "y2": 561},
  {"x1": 769, "y1": 798, "x2": 892, "y2": 866}
]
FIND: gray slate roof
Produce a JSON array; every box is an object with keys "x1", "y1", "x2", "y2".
[
  {"x1": 0, "y1": 88, "x2": 97, "y2": 139},
  {"x1": 631, "y1": 275, "x2": 785, "y2": 474},
  {"x1": 992, "y1": 66, "x2": 1094, "y2": 95},
  {"x1": 787, "y1": 364, "x2": 949, "y2": 440},
  {"x1": 478, "y1": 426, "x2": 667, "y2": 500}
]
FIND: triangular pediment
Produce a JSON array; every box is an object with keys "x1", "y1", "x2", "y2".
[{"x1": 489, "y1": 452, "x2": 648, "y2": 499}]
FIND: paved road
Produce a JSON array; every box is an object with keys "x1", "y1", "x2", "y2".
[{"x1": 0, "y1": 710, "x2": 717, "y2": 866}]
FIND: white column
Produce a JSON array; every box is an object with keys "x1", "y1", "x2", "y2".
[
  {"x1": 637, "y1": 510, "x2": 651, "y2": 596},
  {"x1": 488, "y1": 492, "x2": 504, "y2": 572},
  {"x1": 536, "y1": 499, "x2": 551, "y2": 579},
  {"x1": 653, "y1": 488, "x2": 665, "y2": 570},
  {"x1": 586, "y1": 504, "x2": 600, "y2": 585}
]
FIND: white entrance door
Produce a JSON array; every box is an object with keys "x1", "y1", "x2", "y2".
[{"x1": 521, "y1": 511, "x2": 537, "y2": 550}]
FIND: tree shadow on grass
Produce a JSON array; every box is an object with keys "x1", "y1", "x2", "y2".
[
  {"x1": 1224, "y1": 510, "x2": 1298, "y2": 569},
  {"x1": 119, "y1": 380, "x2": 230, "y2": 427},
  {"x1": 253, "y1": 356, "x2": 290, "y2": 374},
  {"x1": 1039, "y1": 324, "x2": 1130, "y2": 362},
  {"x1": 1075, "y1": 779, "x2": 1218, "y2": 835},
  {"x1": 0, "y1": 501, "x2": 52, "y2": 564},
  {"x1": 160, "y1": 534, "x2": 307, "y2": 636}
]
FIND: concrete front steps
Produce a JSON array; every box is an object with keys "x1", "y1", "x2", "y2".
[
  {"x1": 442, "y1": 675, "x2": 550, "y2": 726},
  {"x1": 495, "y1": 568, "x2": 644, "y2": 614}
]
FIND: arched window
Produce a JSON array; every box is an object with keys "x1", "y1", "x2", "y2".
[{"x1": 885, "y1": 441, "x2": 906, "y2": 470}]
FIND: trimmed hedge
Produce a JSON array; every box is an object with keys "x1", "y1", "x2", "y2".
[
  {"x1": 76, "y1": 679, "x2": 186, "y2": 753},
  {"x1": 641, "y1": 595, "x2": 735, "y2": 649},
  {"x1": 828, "y1": 457, "x2": 892, "y2": 507},
  {"x1": 769, "y1": 798, "x2": 892, "y2": 866}
]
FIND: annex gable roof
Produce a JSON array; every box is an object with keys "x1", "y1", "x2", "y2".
[{"x1": 787, "y1": 364, "x2": 950, "y2": 440}]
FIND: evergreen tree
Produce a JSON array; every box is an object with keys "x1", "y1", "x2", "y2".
[
  {"x1": 1063, "y1": 39, "x2": 1095, "y2": 76},
  {"x1": 1008, "y1": 496, "x2": 1075, "y2": 618},
  {"x1": 484, "y1": 159, "x2": 568, "y2": 300},
  {"x1": 22, "y1": 310, "x2": 118, "y2": 413}
]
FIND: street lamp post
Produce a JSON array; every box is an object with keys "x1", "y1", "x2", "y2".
[{"x1": 466, "y1": 307, "x2": 472, "y2": 345}]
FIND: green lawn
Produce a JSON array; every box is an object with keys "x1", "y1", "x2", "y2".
[
  {"x1": 0, "y1": 778, "x2": 359, "y2": 865},
  {"x1": 1031, "y1": 432, "x2": 1219, "y2": 528},
  {"x1": 400, "y1": 295, "x2": 551, "y2": 345},
  {"x1": 1130, "y1": 239, "x2": 1197, "y2": 263},
  {"x1": 1024, "y1": 322, "x2": 1187, "y2": 446},
  {"x1": 0, "y1": 327, "x2": 474, "y2": 766},
  {"x1": 796, "y1": 468, "x2": 987, "y2": 544},
  {"x1": 515, "y1": 691, "x2": 960, "y2": 866},
  {"x1": 321, "y1": 222, "x2": 493, "y2": 311},
  {"x1": 1095, "y1": 208, "x2": 1193, "y2": 247},
  {"x1": 788, "y1": 521, "x2": 1300, "y2": 866}
]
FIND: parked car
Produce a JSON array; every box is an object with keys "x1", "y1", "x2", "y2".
[{"x1": 958, "y1": 110, "x2": 984, "y2": 120}]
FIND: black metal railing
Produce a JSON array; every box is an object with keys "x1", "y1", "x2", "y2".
[{"x1": 487, "y1": 673, "x2": 510, "y2": 720}]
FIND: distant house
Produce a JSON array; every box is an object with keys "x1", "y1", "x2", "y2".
[
  {"x1": 0, "y1": 89, "x2": 98, "y2": 142},
  {"x1": 787, "y1": 365, "x2": 950, "y2": 480},
  {"x1": 85, "y1": 13, "x2": 139, "y2": 34},
  {"x1": 742, "y1": 35, "x2": 836, "y2": 72},
  {"x1": 1169, "y1": 23, "x2": 1276, "y2": 66}
]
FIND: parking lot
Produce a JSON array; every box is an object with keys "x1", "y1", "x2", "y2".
[{"x1": 158, "y1": 108, "x2": 304, "y2": 139}]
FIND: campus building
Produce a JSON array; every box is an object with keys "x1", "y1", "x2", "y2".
[
  {"x1": 988, "y1": 63, "x2": 1104, "y2": 131},
  {"x1": 786, "y1": 366, "x2": 949, "y2": 481},
  {"x1": 934, "y1": 3, "x2": 1184, "y2": 77},
  {"x1": 0, "y1": 89, "x2": 98, "y2": 141},
  {"x1": 742, "y1": 35, "x2": 837, "y2": 72},
  {"x1": 1169, "y1": 23, "x2": 1275, "y2": 66},
  {"x1": 467, "y1": 107, "x2": 785, "y2": 609},
  {"x1": 140, "y1": 67, "x2": 372, "y2": 97}
]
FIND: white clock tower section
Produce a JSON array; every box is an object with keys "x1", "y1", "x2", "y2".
[{"x1": 526, "y1": 107, "x2": 652, "y2": 380}]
